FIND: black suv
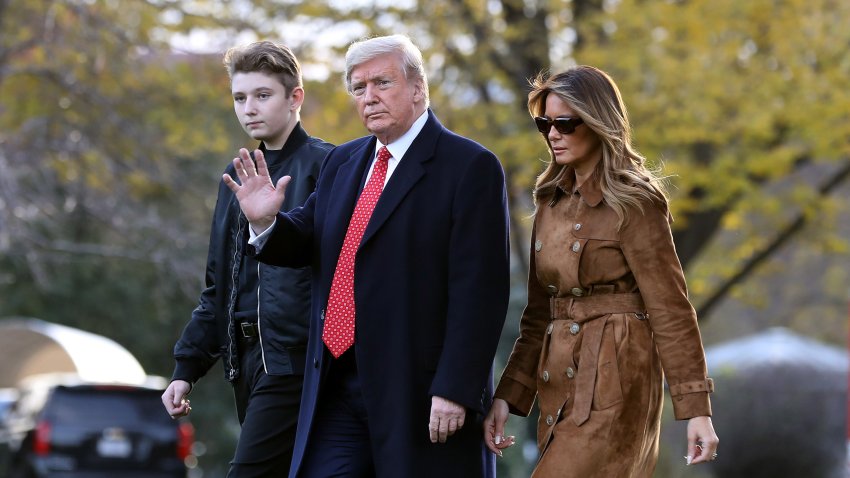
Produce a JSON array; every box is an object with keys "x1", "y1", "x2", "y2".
[{"x1": 2, "y1": 377, "x2": 194, "y2": 478}]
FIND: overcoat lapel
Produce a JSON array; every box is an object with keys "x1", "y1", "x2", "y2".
[
  {"x1": 360, "y1": 113, "x2": 441, "y2": 246},
  {"x1": 324, "y1": 138, "x2": 376, "y2": 257}
]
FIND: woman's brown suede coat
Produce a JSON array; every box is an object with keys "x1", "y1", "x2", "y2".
[{"x1": 495, "y1": 170, "x2": 713, "y2": 478}]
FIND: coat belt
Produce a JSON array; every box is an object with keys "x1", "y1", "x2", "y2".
[{"x1": 549, "y1": 293, "x2": 646, "y2": 427}]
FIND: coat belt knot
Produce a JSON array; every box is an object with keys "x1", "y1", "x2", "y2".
[{"x1": 549, "y1": 293, "x2": 646, "y2": 426}]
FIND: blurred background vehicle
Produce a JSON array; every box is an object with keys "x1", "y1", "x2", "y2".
[
  {"x1": 2, "y1": 374, "x2": 194, "y2": 478},
  {"x1": 0, "y1": 320, "x2": 196, "y2": 478},
  {"x1": 0, "y1": 388, "x2": 20, "y2": 475}
]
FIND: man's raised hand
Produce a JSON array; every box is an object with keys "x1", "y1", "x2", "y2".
[{"x1": 222, "y1": 148, "x2": 291, "y2": 233}]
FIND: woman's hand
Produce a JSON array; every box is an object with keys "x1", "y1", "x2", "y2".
[
  {"x1": 685, "y1": 415, "x2": 719, "y2": 465},
  {"x1": 483, "y1": 398, "x2": 516, "y2": 456}
]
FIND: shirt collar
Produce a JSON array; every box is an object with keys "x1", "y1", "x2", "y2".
[
  {"x1": 555, "y1": 167, "x2": 604, "y2": 207},
  {"x1": 374, "y1": 110, "x2": 429, "y2": 160}
]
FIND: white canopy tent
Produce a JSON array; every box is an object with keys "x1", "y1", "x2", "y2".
[{"x1": 0, "y1": 317, "x2": 148, "y2": 388}]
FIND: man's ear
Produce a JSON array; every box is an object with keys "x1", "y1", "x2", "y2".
[
  {"x1": 289, "y1": 86, "x2": 305, "y2": 110},
  {"x1": 412, "y1": 81, "x2": 425, "y2": 104}
]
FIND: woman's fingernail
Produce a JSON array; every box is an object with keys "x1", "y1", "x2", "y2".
[
  {"x1": 495, "y1": 436, "x2": 502, "y2": 445},
  {"x1": 684, "y1": 455, "x2": 693, "y2": 466}
]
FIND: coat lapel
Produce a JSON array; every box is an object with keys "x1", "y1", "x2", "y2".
[
  {"x1": 360, "y1": 111, "x2": 442, "y2": 247},
  {"x1": 325, "y1": 138, "x2": 376, "y2": 255}
]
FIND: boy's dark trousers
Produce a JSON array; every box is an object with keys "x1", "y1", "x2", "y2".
[{"x1": 227, "y1": 332, "x2": 303, "y2": 478}]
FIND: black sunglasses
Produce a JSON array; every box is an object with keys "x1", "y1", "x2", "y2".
[{"x1": 534, "y1": 116, "x2": 584, "y2": 135}]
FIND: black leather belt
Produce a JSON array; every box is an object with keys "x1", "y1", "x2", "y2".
[{"x1": 239, "y1": 321, "x2": 259, "y2": 338}]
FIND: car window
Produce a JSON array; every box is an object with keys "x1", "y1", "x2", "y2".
[{"x1": 46, "y1": 388, "x2": 171, "y2": 426}]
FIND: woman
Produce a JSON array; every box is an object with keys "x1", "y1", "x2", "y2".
[{"x1": 484, "y1": 66, "x2": 718, "y2": 477}]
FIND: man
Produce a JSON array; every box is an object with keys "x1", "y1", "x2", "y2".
[
  {"x1": 224, "y1": 35, "x2": 510, "y2": 478},
  {"x1": 161, "y1": 40, "x2": 333, "y2": 477}
]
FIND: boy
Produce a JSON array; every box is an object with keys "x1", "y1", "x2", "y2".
[{"x1": 162, "y1": 41, "x2": 332, "y2": 477}]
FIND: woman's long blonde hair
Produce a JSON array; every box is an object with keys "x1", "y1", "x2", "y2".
[{"x1": 529, "y1": 66, "x2": 668, "y2": 229}]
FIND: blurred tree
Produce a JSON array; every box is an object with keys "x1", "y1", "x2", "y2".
[
  {"x1": 574, "y1": 0, "x2": 850, "y2": 316},
  {"x1": 0, "y1": 0, "x2": 246, "y2": 473}
]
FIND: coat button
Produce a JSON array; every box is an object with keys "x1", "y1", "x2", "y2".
[
  {"x1": 535, "y1": 240, "x2": 543, "y2": 252},
  {"x1": 566, "y1": 367, "x2": 575, "y2": 379},
  {"x1": 571, "y1": 241, "x2": 581, "y2": 253},
  {"x1": 570, "y1": 287, "x2": 585, "y2": 297},
  {"x1": 570, "y1": 322, "x2": 581, "y2": 335},
  {"x1": 546, "y1": 285, "x2": 558, "y2": 295},
  {"x1": 546, "y1": 323, "x2": 554, "y2": 335},
  {"x1": 313, "y1": 359, "x2": 319, "y2": 368},
  {"x1": 546, "y1": 414, "x2": 554, "y2": 426},
  {"x1": 542, "y1": 371, "x2": 550, "y2": 382},
  {"x1": 574, "y1": 223, "x2": 582, "y2": 231}
]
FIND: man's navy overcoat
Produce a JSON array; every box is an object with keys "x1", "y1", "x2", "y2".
[{"x1": 255, "y1": 110, "x2": 510, "y2": 478}]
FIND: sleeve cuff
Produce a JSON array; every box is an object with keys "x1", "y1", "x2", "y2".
[
  {"x1": 248, "y1": 218, "x2": 276, "y2": 248},
  {"x1": 669, "y1": 378, "x2": 714, "y2": 419},
  {"x1": 171, "y1": 360, "x2": 207, "y2": 386},
  {"x1": 494, "y1": 376, "x2": 537, "y2": 417},
  {"x1": 669, "y1": 378, "x2": 714, "y2": 396}
]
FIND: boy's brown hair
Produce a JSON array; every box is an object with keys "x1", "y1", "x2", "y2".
[{"x1": 223, "y1": 40, "x2": 302, "y2": 94}]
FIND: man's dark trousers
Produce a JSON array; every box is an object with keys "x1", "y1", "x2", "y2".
[{"x1": 297, "y1": 350, "x2": 375, "y2": 477}]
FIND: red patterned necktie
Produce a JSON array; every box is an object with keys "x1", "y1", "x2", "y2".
[{"x1": 322, "y1": 146, "x2": 391, "y2": 358}]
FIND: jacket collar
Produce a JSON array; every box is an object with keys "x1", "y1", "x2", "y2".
[
  {"x1": 258, "y1": 122, "x2": 309, "y2": 171},
  {"x1": 554, "y1": 167, "x2": 603, "y2": 207}
]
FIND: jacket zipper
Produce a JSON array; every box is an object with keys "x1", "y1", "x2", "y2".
[
  {"x1": 226, "y1": 215, "x2": 244, "y2": 381},
  {"x1": 256, "y1": 262, "x2": 268, "y2": 373}
]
